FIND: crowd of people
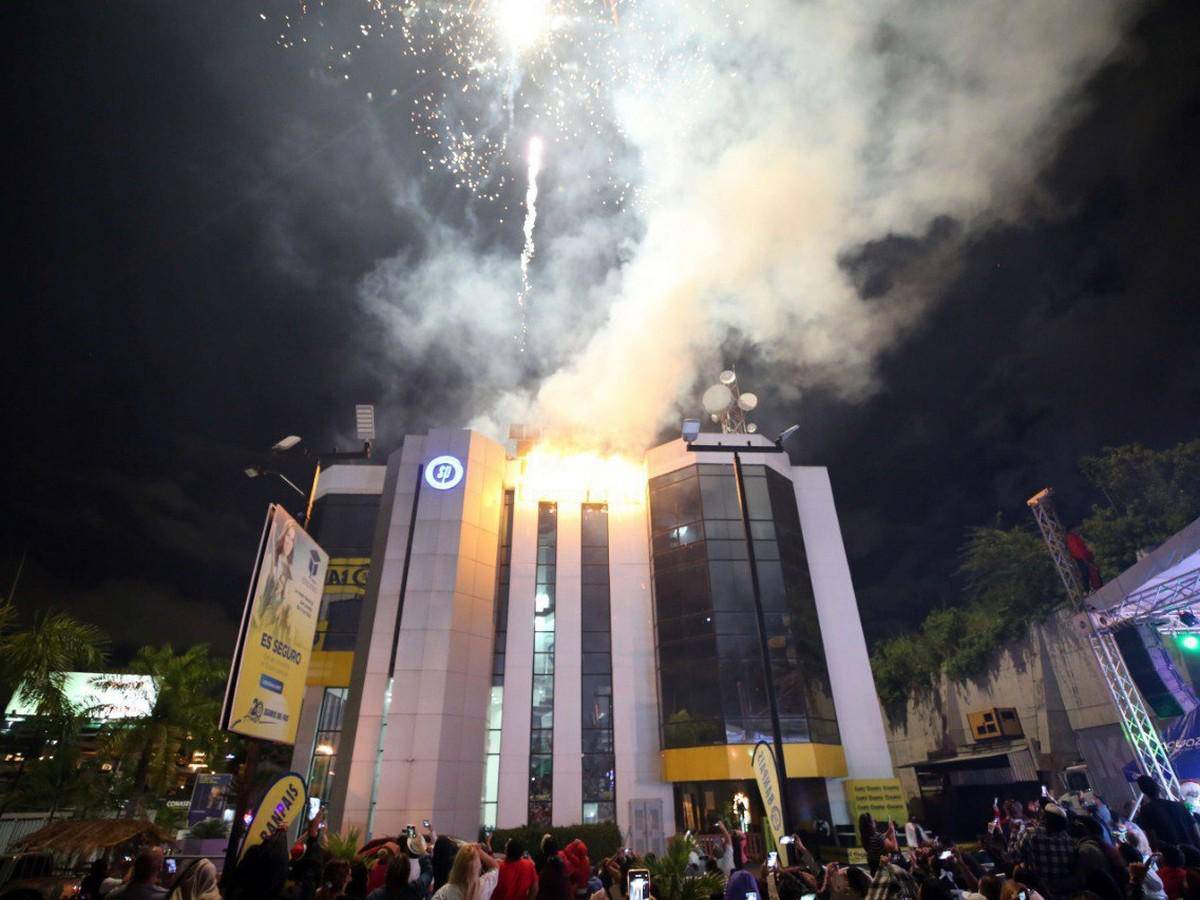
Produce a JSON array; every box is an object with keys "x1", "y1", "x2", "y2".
[
  {"x1": 64, "y1": 775, "x2": 1200, "y2": 900},
  {"x1": 852, "y1": 774, "x2": 1200, "y2": 900}
]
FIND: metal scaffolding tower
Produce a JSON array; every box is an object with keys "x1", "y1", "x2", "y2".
[{"x1": 1027, "y1": 488, "x2": 1183, "y2": 800}]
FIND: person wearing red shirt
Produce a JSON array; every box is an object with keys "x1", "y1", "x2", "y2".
[{"x1": 494, "y1": 839, "x2": 539, "y2": 900}]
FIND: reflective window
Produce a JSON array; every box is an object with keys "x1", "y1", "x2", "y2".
[
  {"x1": 580, "y1": 503, "x2": 616, "y2": 823},
  {"x1": 648, "y1": 465, "x2": 838, "y2": 749},
  {"x1": 307, "y1": 688, "x2": 347, "y2": 805},
  {"x1": 528, "y1": 503, "x2": 557, "y2": 826}
]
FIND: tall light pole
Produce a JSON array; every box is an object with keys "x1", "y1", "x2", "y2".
[
  {"x1": 683, "y1": 420, "x2": 800, "y2": 841},
  {"x1": 243, "y1": 408, "x2": 375, "y2": 530}
]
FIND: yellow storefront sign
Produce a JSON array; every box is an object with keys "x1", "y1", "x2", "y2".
[
  {"x1": 239, "y1": 772, "x2": 307, "y2": 860},
  {"x1": 844, "y1": 778, "x2": 908, "y2": 833},
  {"x1": 222, "y1": 505, "x2": 329, "y2": 745}
]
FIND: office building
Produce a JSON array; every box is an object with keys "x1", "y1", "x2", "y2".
[{"x1": 293, "y1": 428, "x2": 893, "y2": 847}]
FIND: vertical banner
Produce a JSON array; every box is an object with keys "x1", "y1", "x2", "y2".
[
  {"x1": 238, "y1": 772, "x2": 308, "y2": 861},
  {"x1": 751, "y1": 741, "x2": 787, "y2": 859},
  {"x1": 222, "y1": 504, "x2": 329, "y2": 744}
]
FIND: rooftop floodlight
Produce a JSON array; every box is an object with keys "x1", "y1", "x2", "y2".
[
  {"x1": 355, "y1": 405, "x2": 376, "y2": 443},
  {"x1": 272, "y1": 435, "x2": 302, "y2": 453},
  {"x1": 776, "y1": 424, "x2": 800, "y2": 446},
  {"x1": 244, "y1": 466, "x2": 262, "y2": 478},
  {"x1": 681, "y1": 419, "x2": 701, "y2": 444}
]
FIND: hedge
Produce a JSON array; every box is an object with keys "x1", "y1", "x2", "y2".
[{"x1": 490, "y1": 822, "x2": 625, "y2": 862}]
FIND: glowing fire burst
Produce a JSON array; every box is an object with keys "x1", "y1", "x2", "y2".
[{"x1": 512, "y1": 444, "x2": 646, "y2": 506}]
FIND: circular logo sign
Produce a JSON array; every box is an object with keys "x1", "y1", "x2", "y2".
[{"x1": 425, "y1": 455, "x2": 464, "y2": 491}]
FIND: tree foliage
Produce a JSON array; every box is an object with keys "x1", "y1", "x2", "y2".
[
  {"x1": 646, "y1": 835, "x2": 725, "y2": 900},
  {"x1": 871, "y1": 437, "x2": 1200, "y2": 708},
  {"x1": 98, "y1": 643, "x2": 228, "y2": 815},
  {"x1": 0, "y1": 603, "x2": 108, "y2": 718},
  {"x1": 1080, "y1": 440, "x2": 1200, "y2": 579},
  {"x1": 871, "y1": 523, "x2": 1065, "y2": 707}
]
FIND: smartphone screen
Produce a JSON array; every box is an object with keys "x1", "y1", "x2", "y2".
[
  {"x1": 406, "y1": 824, "x2": 417, "y2": 838},
  {"x1": 164, "y1": 858, "x2": 177, "y2": 875},
  {"x1": 423, "y1": 819, "x2": 431, "y2": 829},
  {"x1": 939, "y1": 851, "x2": 953, "y2": 861},
  {"x1": 627, "y1": 868, "x2": 650, "y2": 900},
  {"x1": 767, "y1": 852, "x2": 778, "y2": 869},
  {"x1": 308, "y1": 797, "x2": 321, "y2": 820}
]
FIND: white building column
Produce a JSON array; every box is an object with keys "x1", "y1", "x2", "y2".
[
  {"x1": 792, "y1": 467, "x2": 894, "y2": 780},
  {"x1": 609, "y1": 492, "x2": 676, "y2": 846},
  {"x1": 553, "y1": 504, "x2": 583, "y2": 825}
]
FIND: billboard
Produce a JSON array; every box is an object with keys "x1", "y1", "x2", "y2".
[
  {"x1": 188, "y1": 772, "x2": 234, "y2": 826},
  {"x1": 7, "y1": 672, "x2": 157, "y2": 720},
  {"x1": 222, "y1": 504, "x2": 329, "y2": 744}
]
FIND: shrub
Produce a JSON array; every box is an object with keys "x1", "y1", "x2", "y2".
[
  {"x1": 490, "y1": 822, "x2": 624, "y2": 863},
  {"x1": 188, "y1": 818, "x2": 229, "y2": 839}
]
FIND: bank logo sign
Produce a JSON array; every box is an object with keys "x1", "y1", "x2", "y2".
[
  {"x1": 221, "y1": 504, "x2": 329, "y2": 745},
  {"x1": 425, "y1": 455, "x2": 465, "y2": 490}
]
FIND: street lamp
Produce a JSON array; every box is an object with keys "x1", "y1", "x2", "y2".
[
  {"x1": 683, "y1": 420, "x2": 801, "y2": 841},
  {"x1": 243, "y1": 465, "x2": 307, "y2": 499},
  {"x1": 244, "y1": 412, "x2": 376, "y2": 529}
]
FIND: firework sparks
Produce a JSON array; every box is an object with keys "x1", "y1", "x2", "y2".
[{"x1": 516, "y1": 135, "x2": 544, "y2": 353}]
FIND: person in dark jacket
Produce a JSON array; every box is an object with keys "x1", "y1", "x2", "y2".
[
  {"x1": 231, "y1": 828, "x2": 292, "y2": 900},
  {"x1": 537, "y1": 836, "x2": 572, "y2": 900},
  {"x1": 367, "y1": 849, "x2": 434, "y2": 900}
]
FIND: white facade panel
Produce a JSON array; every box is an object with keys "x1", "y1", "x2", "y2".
[
  {"x1": 553, "y1": 504, "x2": 584, "y2": 825},
  {"x1": 791, "y1": 466, "x2": 893, "y2": 779}
]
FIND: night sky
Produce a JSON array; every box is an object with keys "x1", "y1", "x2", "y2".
[{"x1": 2, "y1": 0, "x2": 1198, "y2": 659}]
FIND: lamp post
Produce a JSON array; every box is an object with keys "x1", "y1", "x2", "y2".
[
  {"x1": 244, "y1": 431, "x2": 374, "y2": 529},
  {"x1": 683, "y1": 421, "x2": 800, "y2": 842}
]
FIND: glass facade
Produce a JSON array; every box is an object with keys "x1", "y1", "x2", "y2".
[
  {"x1": 648, "y1": 463, "x2": 838, "y2": 750},
  {"x1": 529, "y1": 502, "x2": 557, "y2": 826},
  {"x1": 308, "y1": 491, "x2": 380, "y2": 653},
  {"x1": 481, "y1": 490, "x2": 515, "y2": 828},
  {"x1": 581, "y1": 504, "x2": 615, "y2": 824},
  {"x1": 307, "y1": 687, "x2": 347, "y2": 802}
]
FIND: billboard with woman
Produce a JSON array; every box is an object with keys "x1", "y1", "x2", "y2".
[{"x1": 222, "y1": 504, "x2": 329, "y2": 743}]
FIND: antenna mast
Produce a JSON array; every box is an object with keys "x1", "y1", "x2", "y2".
[{"x1": 702, "y1": 370, "x2": 760, "y2": 435}]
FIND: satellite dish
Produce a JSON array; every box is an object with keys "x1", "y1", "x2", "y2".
[
  {"x1": 737, "y1": 392, "x2": 758, "y2": 412},
  {"x1": 702, "y1": 383, "x2": 733, "y2": 414},
  {"x1": 718, "y1": 370, "x2": 737, "y2": 385},
  {"x1": 746, "y1": 423, "x2": 758, "y2": 434}
]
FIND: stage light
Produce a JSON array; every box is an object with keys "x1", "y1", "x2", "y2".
[{"x1": 1180, "y1": 634, "x2": 1199, "y2": 652}]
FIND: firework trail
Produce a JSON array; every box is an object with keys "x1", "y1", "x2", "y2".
[{"x1": 516, "y1": 135, "x2": 544, "y2": 353}]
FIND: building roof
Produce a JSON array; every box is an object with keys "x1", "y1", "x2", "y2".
[{"x1": 13, "y1": 819, "x2": 174, "y2": 852}]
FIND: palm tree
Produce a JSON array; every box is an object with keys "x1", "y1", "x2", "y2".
[
  {"x1": 646, "y1": 836, "x2": 725, "y2": 900},
  {"x1": 0, "y1": 603, "x2": 109, "y2": 718},
  {"x1": 0, "y1": 602, "x2": 108, "y2": 816},
  {"x1": 99, "y1": 643, "x2": 227, "y2": 817}
]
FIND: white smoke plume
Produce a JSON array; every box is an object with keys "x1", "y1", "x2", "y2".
[{"x1": 362, "y1": 0, "x2": 1132, "y2": 450}]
